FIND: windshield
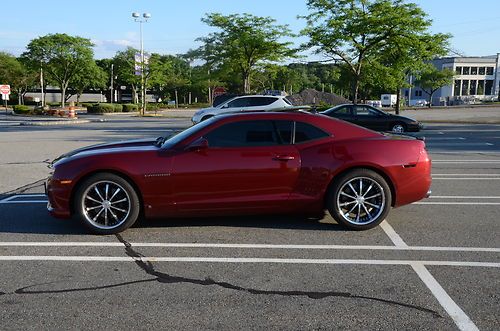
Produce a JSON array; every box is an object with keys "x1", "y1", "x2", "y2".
[{"x1": 161, "y1": 117, "x2": 216, "y2": 149}]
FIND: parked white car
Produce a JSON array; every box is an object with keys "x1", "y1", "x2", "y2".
[{"x1": 191, "y1": 95, "x2": 294, "y2": 124}]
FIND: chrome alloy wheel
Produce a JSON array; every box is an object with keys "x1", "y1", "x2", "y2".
[
  {"x1": 336, "y1": 176, "x2": 385, "y2": 225},
  {"x1": 392, "y1": 124, "x2": 405, "y2": 133},
  {"x1": 81, "y1": 180, "x2": 131, "y2": 230}
]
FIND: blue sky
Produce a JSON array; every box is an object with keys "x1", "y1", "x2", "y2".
[{"x1": 2, "y1": 0, "x2": 500, "y2": 60}]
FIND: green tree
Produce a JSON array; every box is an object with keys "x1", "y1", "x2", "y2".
[
  {"x1": 414, "y1": 65, "x2": 454, "y2": 106},
  {"x1": 69, "y1": 61, "x2": 107, "y2": 103},
  {"x1": 112, "y1": 48, "x2": 141, "y2": 104},
  {"x1": 191, "y1": 13, "x2": 296, "y2": 93},
  {"x1": 302, "y1": 0, "x2": 443, "y2": 104},
  {"x1": 0, "y1": 52, "x2": 38, "y2": 105},
  {"x1": 21, "y1": 33, "x2": 96, "y2": 107}
]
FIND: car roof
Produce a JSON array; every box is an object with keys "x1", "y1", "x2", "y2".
[{"x1": 212, "y1": 111, "x2": 381, "y2": 140}]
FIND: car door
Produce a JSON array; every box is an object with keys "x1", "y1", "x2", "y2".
[
  {"x1": 218, "y1": 97, "x2": 249, "y2": 114},
  {"x1": 353, "y1": 105, "x2": 387, "y2": 131},
  {"x1": 170, "y1": 119, "x2": 301, "y2": 214},
  {"x1": 324, "y1": 105, "x2": 354, "y2": 122}
]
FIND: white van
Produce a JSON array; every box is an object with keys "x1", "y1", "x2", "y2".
[{"x1": 381, "y1": 94, "x2": 397, "y2": 107}]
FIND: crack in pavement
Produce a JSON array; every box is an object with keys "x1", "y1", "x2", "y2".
[
  {"x1": 114, "y1": 234, "x2": 442, "y2": 318},
  {"x1": 0, "y1": 233, "x2": 442, "y2": 319},
  {"x1": 0, "y1": 178, "x2": 48, "y2": 196},
  {"x1": 13, "y1": 279, "x2": 156, "y2": 295}
]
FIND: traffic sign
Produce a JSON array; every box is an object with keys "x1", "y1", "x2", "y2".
[
  {"x1": 213, "y1": 87, "x2": 226, "y2": 98},
  {"x1": 0, "y1": 84, "x2": 11, "y2": 95}
]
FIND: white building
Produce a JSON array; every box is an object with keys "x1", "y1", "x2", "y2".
[{"x1": 408, "y1": 54, "x2": 500, "y2": 106}]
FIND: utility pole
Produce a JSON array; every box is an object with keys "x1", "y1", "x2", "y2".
[
  {"x1": 110, "y1": 64, "x2": 114, "y2": 104},
  {"x1": 40, "y1": 62, "x2": 45, "y2": 107}
]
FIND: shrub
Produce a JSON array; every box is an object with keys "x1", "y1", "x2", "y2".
[
  {"x1": 86, "y1": 103, "x2": 115, "y2": 113},
  {"x1": 122, "y1": 104, "x2": 139, "y2": 112},
  {"x1": 146, "y1": 103, "x2": 160, "y2": 111},
  {"x1": 81, "y1": 103, "x2": 95, "y2": 109},
  {"x1": 47, "y1": 102, "x2": 61, "y2": 107},
  {"x1": 113, "y1": 103, "x2": 123, "y2": 112},
  {"x1": 12, "y1": 105, "x2": 31, "y2": 114}
]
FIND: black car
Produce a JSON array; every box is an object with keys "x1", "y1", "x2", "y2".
[{"x1": 321, "y1": 104, "x2": 422, "y2": 133}]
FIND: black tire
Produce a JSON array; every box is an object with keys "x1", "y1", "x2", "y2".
[
  {"x1": 391, "y1": 122, "x2": 406, "y2": 133},
  {"x1": 74, "y1": 173, "x2": 140, "y2": 235},
  {"x1": 201, "y1": 115, "x2": 213, "y2": 122},
  {"x1": 327, "y1": 169, "x2": 392, "y2": 230}
]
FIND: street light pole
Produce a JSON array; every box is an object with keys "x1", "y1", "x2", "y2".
[{"x1": 132, "y1": 12, "x2": 151, "y2": 116}]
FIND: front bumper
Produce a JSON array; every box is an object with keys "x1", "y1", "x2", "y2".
[{"x1": 46, "y1": 177, "x2": 72, "y2": 218}]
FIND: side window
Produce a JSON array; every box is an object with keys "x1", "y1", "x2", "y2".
[
  {"x1": 226, "y1": 98, "x2": 248, "y2": 108},
  {"x1": 204, "y1": 121, "x2": 280, "y2": 148},
  {"x1": 274, "y1": 120, "x2": 293, "y2": 144},
  {"x1": 294, "y1": 122, "x2": 329, "y2": 144},
  {"x1": 333, "y1": 106, "x2": 351, "y2": 115},
  {"x1": 355, "y1": 106, "x2": 371, "y2": 116},
  {"x1": 247, "y1": 97, "x2": 277, "y2": 107}
]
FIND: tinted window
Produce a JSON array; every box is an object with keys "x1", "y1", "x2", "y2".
[
  {"x1": 284, "y1": 98, "x2": 293, "y2": 105},
  {"x1": 247, "y1": 97, "x2": 278, "y2": 107},
  {"x1": 275, "y1": 120, "x2": 293, "y2": 144},
  {"x1": 226, "y1": 97, "x2": 249, "y2": 108},
  {"x1": 204, "y1": 120, "x2": 279, "y2": 148},
  {"x1": 294, "y1": 122, "x2": 329, "y2": 144},
  {"x1": 355, "y1": 106, "x2": 376, "y2": 116},
  {"x1": 332, "y1": 106, "x2": 351, "y2": 115}
]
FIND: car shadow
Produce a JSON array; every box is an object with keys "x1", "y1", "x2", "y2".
[
  {"x1": 0, "y1": 206, "x2": 347, "y2": 236},
  {"x1": 134, "y1": 214, "x2": 348, "y2": 232}
]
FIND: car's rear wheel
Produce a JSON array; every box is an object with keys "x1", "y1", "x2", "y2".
[
  {"x1": 74, "y1": 173, "x2": 140, "y2": 235},
  {"x1": 327, "y1": 169, "x2": 392, "y2": 230},
  {"x1": 391, "y1": 122, "x2": 406, "y2": 133}
]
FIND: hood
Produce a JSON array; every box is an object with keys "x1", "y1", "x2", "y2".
[{"x1": 50, "y1": 138, "x2": 157, "y2": 167}]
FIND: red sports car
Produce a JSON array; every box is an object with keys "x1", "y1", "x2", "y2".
[{"x1": 47, "y1": 112, "x2": 431, "y2": 234}]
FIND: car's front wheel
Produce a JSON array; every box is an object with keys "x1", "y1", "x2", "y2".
[
  {"x1": 327, "y1": 169, "x2": 392, "y2": 230},
  {"x1": 74, "y1": 173, "x2": 140, "y2": 235}
]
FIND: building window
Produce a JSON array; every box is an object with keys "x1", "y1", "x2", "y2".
[
  {"x1": 470, "y1": 80, "x2": 477, "y2": 95},
  {"x1": 463, "y1": 67, "x2": 470, "y2": 75},
  {"x1": 454, "y1": 80, "x2": 461, "y2": 96},
  {"x1": 471, "y1": 67, "x2": 478, "y2": 75},
  {"x1": 479, "y1": 67, "x2": 485, "y2": 75},
  {"x1": 404, "y1": 90, "x2": 409, "y2": 97},
  {"x1": 477, "y1": 80, "x2": 485, "y2": 95},
  {"x1": 455, "y1": 66, "x2": 462, "y2": 75},
  {"x1": 415, "y1": 90, "x2": 422, "y2": 97},
  {"x1": 486, "y1": 67, "x2": 494, "y2": 75},
  {"x1": 462, "y1": 80, "x2": 469, "y2": 95},
  {"x1": 485, "y1": 80, "x2": 494, "y2": 95}
]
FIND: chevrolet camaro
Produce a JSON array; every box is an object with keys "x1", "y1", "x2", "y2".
[{"x1": 47, "y1": 112, "x2": 431, "y2": 234}]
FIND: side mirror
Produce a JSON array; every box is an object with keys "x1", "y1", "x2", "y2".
[{"x1": 185, "y1": 137, "x2": 209, "y2": 152}]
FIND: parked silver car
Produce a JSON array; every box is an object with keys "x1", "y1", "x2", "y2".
[{"x1": 191, "y1": 95, "x2": 294, "y2": 124}]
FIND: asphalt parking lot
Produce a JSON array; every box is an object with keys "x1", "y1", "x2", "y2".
[{"x1": 0, "y1": 114, "x2": 499, "y2": 330}]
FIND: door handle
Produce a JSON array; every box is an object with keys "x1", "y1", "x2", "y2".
[{"x1": 273, "y1": 155, "x2": 295, "y2": 161}]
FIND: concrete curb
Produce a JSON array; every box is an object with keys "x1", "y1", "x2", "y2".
[{"x1": 20, "y1": 119, "x2": 91, "y2": 126}]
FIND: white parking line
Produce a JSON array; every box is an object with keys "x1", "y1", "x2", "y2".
[
  {"x1": 380, "y1": 220, "x2": 480, "y2": 331},
  {"x1": 432, "y1": 160, "x2": 500, "y2": 163},
  {"x1": 415, "y1": 202, "x2": 500, "y2": 205},
  {"x1": 430, "y1": 196, "x2": 500, "y2": 199},
  {"x1": 411, "y1": 263, "x2": 480, "y2": 331},
  {"x1": 432, "y1": 178, "x2": 500, "y2": 180},
  {"x1": 0, "y1": 255, "x2": 497, "y2": 268},
  {"x1": 380, "y1": 221, "x2": 407, "y2": 247},
  {"x1": 0, "y1": 241, "x2": 498, "y2": 252},
  {"x1": 0, "y1": 194, "x2": 48, "y2": 204},
  {"x1": 432, "y1": 174, "x2": 500, "y2": 177}
]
